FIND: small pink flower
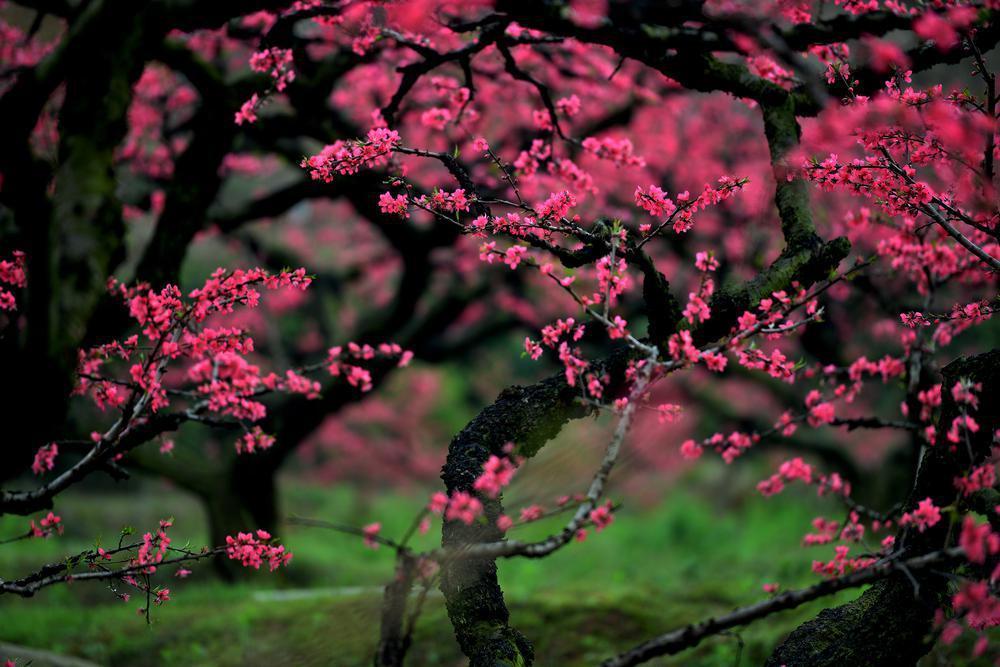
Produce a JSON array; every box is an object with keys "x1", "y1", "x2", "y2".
[
  {"x1": 445, "y1": 492, "x2": 483, "y2": 525},
  {"x1": 362, "y1": 522, "x2": 381, "y2": 549},
  {"x1": 31, "y1": 443, "x2": 58, "y2": 476},
  {"x1": 428, "y1": 492, "x2": 449, "y2": 515},
  {"x1": 900, "y1": 497, "x2": 942, "y2": 533},
  {"x1": 588, "y1": 502, "x2": 614, "y2": 532}
]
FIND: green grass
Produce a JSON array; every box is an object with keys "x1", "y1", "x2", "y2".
[
  {"x1": 1, "y1": 465, "x2": 989, "y2": 665},
  {"x1": 0, "y1": 582, "x2": 828, "y2": 666}
]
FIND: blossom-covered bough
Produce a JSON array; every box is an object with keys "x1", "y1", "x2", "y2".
[
  {"x1": 0, "y1": 263, "x2": 412, "y2": 603},
  {"x1": 0, "y1": 0, "x2": 532, "y2": 579},
  {"x1": 284, "y1": 2, "x2": 999, "y2": 665},
  {"x1": 2, "y1": 0, "x2": 1000, "y2": 666},
  {"x1": 1, "y1": 519, "x2": 293, "y2": 623}
]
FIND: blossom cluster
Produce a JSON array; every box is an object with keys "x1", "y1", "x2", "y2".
[
  {"x1": 301, "y1": 128, "x2": 401, "y2": 180},
  {"x1": 235, "y1": 47, "x2": 296, "y2": 124},
  {"x1": 0, "y1": 250, "x2": 26, "y2": 311},
  {"x1": 73, "y1": 268, "x2": 315, "y2": 449},
  {"x1": 755, "y1": 457, "x2": 851, "y2": 499},
  {"x1": 634, "y1": 176, "x2": 747, "y2": 234},
  {"x1": 31, "y1": 443, "x2": 58, "y2": 476},
  {"x1": 224, "y1": 530, "x2": 293, "y2": 571},
  {"x1": 28, "y1": 512, "x2": 63, "y2": 538},
  {"x1": 136, "y1": 519, "x2": 174, "y2": 574},
  {"x1": 326, "y1": 342, "x2": 414, "y2": 393}
]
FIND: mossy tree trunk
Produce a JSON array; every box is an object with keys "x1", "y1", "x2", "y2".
[{"x1": 0, "y1": 0, "x2": 155, "y2": 482}]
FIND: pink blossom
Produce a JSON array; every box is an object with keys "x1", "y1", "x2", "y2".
[
  {"x1": 695, "y1": 251, "x2": 719, "y2": 272},
  {"x1": 582, "y1": 136, "x2": 645, "y2": 167},
  {"x1": 29, "y1": 512, "x2": 63, "y2": 538},
  {"x1": 420, "y1": 107, "x2": 452, "y2": 130},
  {"x1": 607, "y1": 316, "x2": 629, "y2": 340},
  {"x1": 588, "y1": 502, "x2": 615, "y2": 532},
  {"x1": 701, "y1": 351, "x2": 727, "y2": 372},
  {"x1": 504, "y1": 246, "x2": 527, "y2": 270},
  {"x1": 634, "y1": 185, "x2": 676, "y2": 218},
  {"x1": 953, "y1": 582, "x2": 1000, "y2": 630},
  {"x1": 947, "y1": 415, "x2": 980, "y2": 444},
  {"x1": 234, "y1": 94, "x2": 259, "y2": 125},
  {"x1": 736, "y1": 311, "x2": 758, "y2": 331},
  {"x1": 225, "y1": 530, "x2": 292, "y2": 571},
  {"x1": 363, "y1": 522, "x2": 381, "y2": 549},
  {"x1": 955, "y1": 464, "x2": 996, "y2": 497},
  {"x1": 656, "y1": 404, "x2": 683, "y2": 424},
  {"x1": 378, "y1": 192, "x2": 409, "y2": 218},
  {"x1": 756, "y1": 474, "x2": 785, "y2": 497},
  {"x1": 519, "y1": 505, "x2": 544, "y2": 522},
  {"x1": 555, "y1": 94, "x2": 581, "y2": 117},
  {"x1": 428, "y1": 491, "x2": 449, "y2": 515},
  {"x1": 900, "y1": 497, "x2": 942, "y2": 533},
  {"x1": 959, "y1": 516, "x2": 1000, "y2": 564},
  {"x1": 473, "y1": 455, "x2": 518, "y2": 498},
  {"x1": 301, "y1": 128, "x2": 400, "y2": 180},
  {"x1": 675, "y1": 434, "x2": 704, "y2": 458},
  {"x1": 779, "y1": 457, "x2": 812, "y2": 483},
  {"x1": 445, "y1": 491, "x2": 483, "y2": 525},
  {"x1": 31, "y1": 443, "x2": 58, "y2": 476},
  {"x1": 863, "y1": 36, "x2": 909, "y2": 73},
  {"x1": 913, "y1": 12, "x2": 959, "y2": 51},
  {"x1": 236, "y1": 427, "x2": 276, "y2": 454},
  {"x1": 667, "y1": 330, "x2": 700, "y2": 364},
  {"x1": 951, "y1": 380, "x2": 981, "y2": 408}
]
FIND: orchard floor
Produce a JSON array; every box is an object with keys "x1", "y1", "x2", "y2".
[{"x1": 0, "y1": 466, "x2": 992, "y2": 666}]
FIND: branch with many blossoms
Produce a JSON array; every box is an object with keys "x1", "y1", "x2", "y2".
[
  {"x1": 0, "y1": 260, "x2": 411, "y2": 606},
  {"x1": 0, "y1": 517, "x2": 291, "y2": 618}
]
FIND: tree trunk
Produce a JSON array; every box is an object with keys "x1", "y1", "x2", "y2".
[
  {"x1": 0, "y1": 0, "x2": 154, "y2": 482},
  {"x1": 373, "y1": 555, "x2": 416, "y2": 667},
  {"x1": 203, "y1": 460, "x2": 280, "y2": 580},
  {"x1": 130, "y1": 445, "x2": 279, "y2": 579}
]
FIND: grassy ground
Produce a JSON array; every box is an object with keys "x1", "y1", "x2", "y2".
[{"x1": 0, "y1": 464, "x2": 986, "y2": 666}]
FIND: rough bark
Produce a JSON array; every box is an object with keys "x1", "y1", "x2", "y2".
[{"x1": 438, "y1": 367, "x2": 604, "y2": 665}]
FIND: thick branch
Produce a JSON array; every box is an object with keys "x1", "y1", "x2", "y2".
[
  {"x1": 603, "y1": 547, "x2": 964, "y2": 667},
  {"x1": 767, "y1": 349, "x2": 1000, "y2": 666}
]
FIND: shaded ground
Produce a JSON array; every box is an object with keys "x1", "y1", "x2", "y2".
[
  {"x1": 0, "y1": 464, "x2": 992, "y2": 665},
  {"x1": 1, "y1": 582, "x2": 856, "y2": 666}
]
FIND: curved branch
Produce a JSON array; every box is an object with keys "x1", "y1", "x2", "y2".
[
  {"x1": 767, "y1": 348, "x2": 1000, "y2": 666},
  {"x1": 603, "y1": 547, "x2": 965, "y2": 667}
]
